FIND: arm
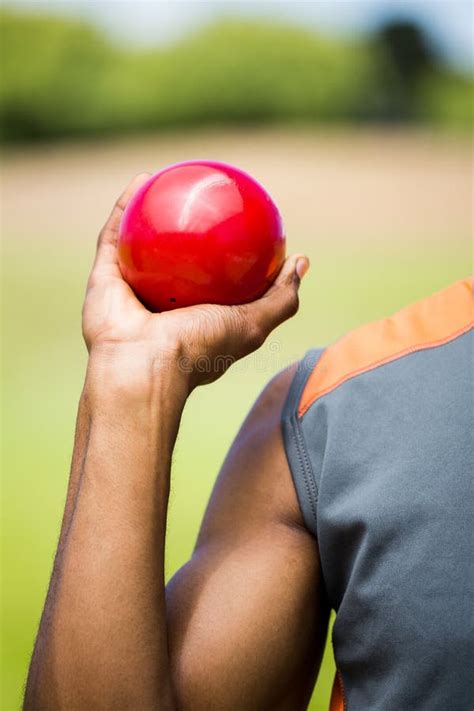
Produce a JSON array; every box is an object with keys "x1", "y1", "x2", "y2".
[
  {"x1": 24, "y1": 174, "x2": 325, "y2": 710},
  {"x1": 25, "y1": 356, "x2": 184, "y2": 710},
  {"x1": 166, "y1": 365, "x2": 329, "y2": 710}
]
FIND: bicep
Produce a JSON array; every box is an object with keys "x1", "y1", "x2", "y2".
[{"x1": 166, "y1": 367, "x2": 329, "y2": 710}]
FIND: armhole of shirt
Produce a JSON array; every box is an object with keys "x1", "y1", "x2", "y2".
[{"x1": 281, "y1": 348, "x2": 325, "y2": 538}]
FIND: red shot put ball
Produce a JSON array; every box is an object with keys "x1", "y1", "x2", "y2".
[{"x1": 118, "y1": 160, "x2": 286, "y2": 312}]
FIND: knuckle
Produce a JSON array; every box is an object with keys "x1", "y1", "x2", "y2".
[
  {"x1": 277, "y1": 266, "x2": 294, "y2": 289},
  {"x1": 247, "y1": 319, "x2": 265, "y2": 349},
  {"x1": 286, "y1": 288, "x2": 299, "y2": 316},
  {"x1": 116, "y1": 194, "x2": 129, "y2": 212},
  {"x1": 285, "y1": 270, "x2": 296, "y2": 287},
  {"x1": 96, "y1": 228, "x2": 105, "y2": 248},
  {"x1": 230, "y1": 305, "x2": 263, "y2": 349}
]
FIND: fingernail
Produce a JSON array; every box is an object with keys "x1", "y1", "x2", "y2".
[{"x1": 296, "y1": 257, "x2": 309, "y2": 280}]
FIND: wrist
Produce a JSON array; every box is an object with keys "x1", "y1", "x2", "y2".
[{"x1": 85, "y1": 341, "x2": 190, "y2": 412}]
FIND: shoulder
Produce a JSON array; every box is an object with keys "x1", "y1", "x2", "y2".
[
  {"x1": 243, "y1": 363, "x2": 299, "y2": 435},
  {"x1": 298, "y1": 278, "x2": 472, "y2": 417},
  {"x1": 280, "y1": 279, "x2": 472, "y2": 535}
]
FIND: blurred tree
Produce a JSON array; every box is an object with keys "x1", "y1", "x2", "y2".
[
  {"x1": 0, "y1": 10, "x2": 471, "y2": 142},
  {"x1": 0, "y1": 12, "x2": 117, "y2": 139},
  {"x1": 373, "y1": 19, "x2": 438, "y2": 120}
]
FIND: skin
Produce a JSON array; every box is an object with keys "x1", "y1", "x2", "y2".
[{"x1": 24, "y1": 174, "x2": 328, "y2": 710}]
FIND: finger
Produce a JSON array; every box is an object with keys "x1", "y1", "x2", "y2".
[
  {"x1": 242, "y1": 254, "x2": 309, "y2": 344},
  {"x1": 94, "y1": 172, "x2": 151, "y2": 270}
]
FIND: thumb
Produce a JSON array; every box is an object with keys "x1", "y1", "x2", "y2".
[
  {"x1": 244, "y1": 254, "x2": 309, "y2": 342},
  {"x1": 94, "y1": 172, "x2": 151, "y2": 271}
]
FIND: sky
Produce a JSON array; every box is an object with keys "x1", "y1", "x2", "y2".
[{"x1": 6, "y1": 0, "x2": 473, "y2": 72}]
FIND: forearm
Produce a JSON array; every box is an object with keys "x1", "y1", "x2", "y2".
[{"x1": 25, "y1": 348, "x2": 187, "y2": 710}]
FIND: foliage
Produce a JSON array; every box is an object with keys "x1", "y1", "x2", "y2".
[{"x1": 0, "y1": 11, "x2": 472, "y2": 141}]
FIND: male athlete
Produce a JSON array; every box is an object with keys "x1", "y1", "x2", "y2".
[{"x1": 24, "y1": 175, "x2": 473, "y2": 710}]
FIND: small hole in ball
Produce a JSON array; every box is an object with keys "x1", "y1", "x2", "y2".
[{"x1": 169, "y1": 297, "x2": 176, "y2": 303}]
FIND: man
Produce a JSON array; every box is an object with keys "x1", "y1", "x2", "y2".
[{"x1": 24, "y1": 175, "x2": 473, "y2": 710}]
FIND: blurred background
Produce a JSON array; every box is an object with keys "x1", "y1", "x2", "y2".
[{"x1": 1, "y1": 1, "x2": 472, "y2": 709}]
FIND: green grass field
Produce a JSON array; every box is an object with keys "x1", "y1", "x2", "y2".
[{"x1": 2, "y1": 128, "x2": 471, "y2": 710}]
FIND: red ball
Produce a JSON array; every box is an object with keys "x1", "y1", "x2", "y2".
[{"x1": 118, "y1": 160, "x2": 285, "y2": 312}]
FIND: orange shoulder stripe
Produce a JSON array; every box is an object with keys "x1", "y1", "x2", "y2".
[
  {"x1": 329, "y1": 672, "x2": 346, "y2": 711},
  {"x1": 298, "y1": 278, "x2": 473, "y2": 417}
]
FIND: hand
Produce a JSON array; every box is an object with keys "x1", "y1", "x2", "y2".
[{"x1": 83, "y1": 174, "x2": 309, "y2": 390}]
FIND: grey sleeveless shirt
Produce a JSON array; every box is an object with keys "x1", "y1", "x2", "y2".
[{"x1": 282, "y1": 279, "x2": 473, "y2": 711}]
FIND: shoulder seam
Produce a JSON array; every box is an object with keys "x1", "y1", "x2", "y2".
[
  {"x1": 298, "y1": 279, "x2": 473, "y2": 417},
  {"x1": 299, "y1": 321, "x2": 473, "y2": 418}
]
